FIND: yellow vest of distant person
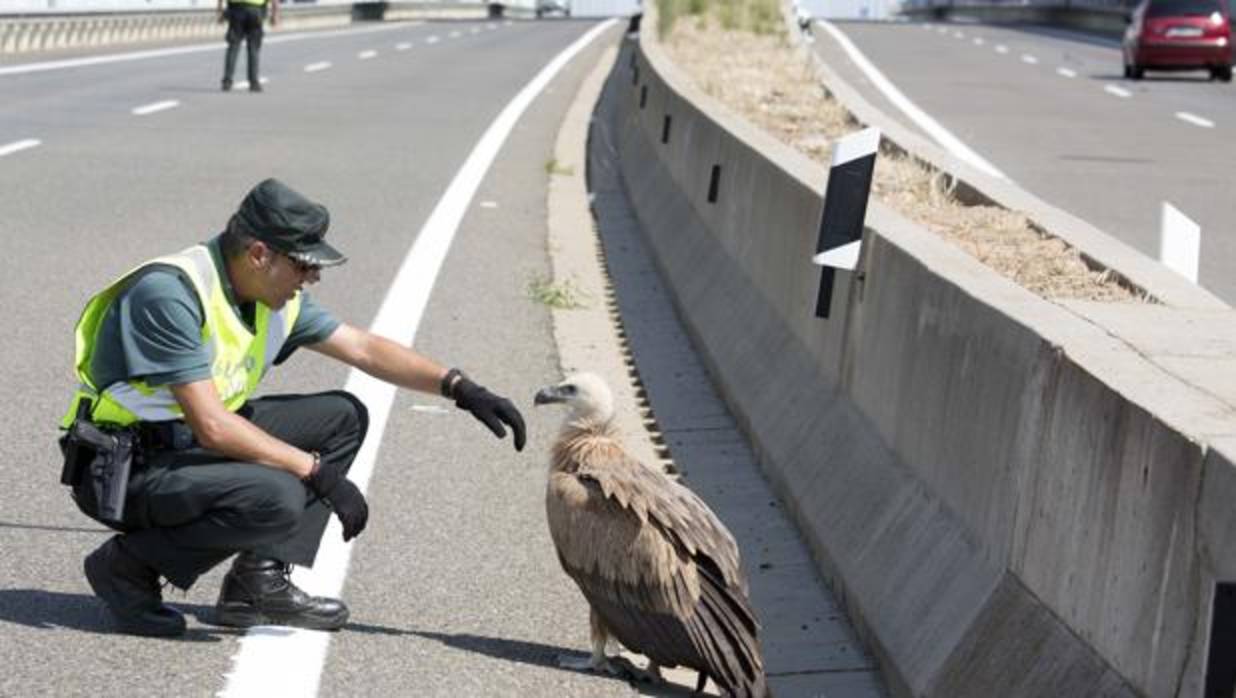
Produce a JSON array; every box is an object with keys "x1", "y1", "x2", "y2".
[{"x1": 62, "y1": 244, "x2": 301, "y2": 427}]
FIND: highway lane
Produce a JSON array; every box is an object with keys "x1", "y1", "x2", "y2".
[
  {"x1": 0, "y1": 19, "x2": 644, "y2": 697},
  {"x1": 814, "y1": 20, "x2": 1236, "y2": 303}
]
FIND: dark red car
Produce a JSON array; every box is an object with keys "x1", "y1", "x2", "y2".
[{"x1": 1123, "y1": 0, "x2": 1233, "y2": 81}]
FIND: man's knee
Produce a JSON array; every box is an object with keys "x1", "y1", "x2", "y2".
[
  {"x1": 243, "y1": 471, "x2": 306, "y2": 532},
  {"x1": 324, "y1": 390, "x2": 370, "y2": 444}
]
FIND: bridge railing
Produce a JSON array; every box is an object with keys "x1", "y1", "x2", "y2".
[
  {"x1": 897, "y1": 0, "x2": 1236, "y2": 36},
  {"x1": 0, "y1": 1, "x2": 526, "y2": 55}
]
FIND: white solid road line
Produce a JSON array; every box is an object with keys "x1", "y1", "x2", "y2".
[
  {"x1": 304, "y1": 61, "x2": 332, "y2": 73},
  {"x1": 1105, "y1": 84, "x2": 1132, "y2": 98},
  {"x1": 132, "y1": 99, "x2": 179, "y2": 115},
  {"x1": 1176, "y1": 111, "x2": 1215, "y2": 128},
  {"x1": 358, "y1": 49, "x2": 377, "y2": 60},
  {"x1": 0, "y1": 138, "x2": 41, "y2": 158},
  {"x1": 215, "y1": 17, "x2": 619, "y2": 698},
  {"x1": 0, "y1": 22, "x2": 418, "y2": 77},
  {"x1": 1057, "y1": 67, "x2": 1077, "y2": 78},
  {"x1": 819, "y1": 20, "x2": 1007, "y2": 179}
]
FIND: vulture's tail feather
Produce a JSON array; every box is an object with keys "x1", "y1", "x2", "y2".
[{"x1": 696, "y1": 562, "x2": 767, "y2": 698}]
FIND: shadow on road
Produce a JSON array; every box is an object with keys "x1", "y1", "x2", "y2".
[
  {"x1": 0, "y1": 589, "x2": 237, "y2": 642},
  {"x1": 350, "y1": 625, "x2": 578, "y2": 669},
  {"x1": 0, "y1": 519, "x2": 111, "y2": 535},
  {"x1": 344, "y1": 626, "x2": 710, "y2": 696}
]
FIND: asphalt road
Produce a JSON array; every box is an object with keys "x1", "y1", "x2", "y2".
[
  {"x1": 0, "y1": 18, "x2": 652, "y2": 697},
  {"x1": 813, "y1": 20, "x2": 1236, "y2": 303}
]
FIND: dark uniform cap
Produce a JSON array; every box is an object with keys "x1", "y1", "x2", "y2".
[{"x1": 228, "y1": 178, "x2": 347, "y2": 268}]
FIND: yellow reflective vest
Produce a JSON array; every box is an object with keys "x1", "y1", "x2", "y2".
[{"x1": 62, "y1": 245, "x2": 301, "y2": 428}]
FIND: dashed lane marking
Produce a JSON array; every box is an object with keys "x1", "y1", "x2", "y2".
[
  {"x1": 0, "y1": 139, "x2": 40, "y2": 158},
  {"x1": 304, "y1": 61, "x2": 332, "y2": 73},
  {"x1": 358, "y1": 50, "x2": 377, "y2": 60},
  {"x1": 1105, "y1": 84, "x2": 1132, "y2": 98},
  {"x1": 1176, "y1": 111, "x2": 1215, "y2": 128},
  {"x1": 234, "y1": 77, "x2": 269, "y2": 90},
  {"x1": 131, "y1": 99, "x2": 179, "y2": 115},
  {"x1": 1057, "y1": 67, "x2": 1077, "y2": 78}
]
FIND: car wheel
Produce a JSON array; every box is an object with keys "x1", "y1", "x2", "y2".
[
  {"x1": 1214, "y1": 65, "x2": 1233, "y2": 82},
  {"x1": 1129, "y1": 63, "x2": 1144, "y2": 80}
]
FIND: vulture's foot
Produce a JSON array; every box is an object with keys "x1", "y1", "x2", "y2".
[
  {"x1": 557, "y1": 653, "x2": 614, "y2": 673},
  {"x1": 608, "y1": 656, "x2": 662, "y2": 684},
  {"x1": 557, "y1": 653, "x2": 658, "y2": 683}
]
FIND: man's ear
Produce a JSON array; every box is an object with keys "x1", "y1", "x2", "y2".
[{"x1": 247, "y1": 240, "x2": 273, "y2": 270}]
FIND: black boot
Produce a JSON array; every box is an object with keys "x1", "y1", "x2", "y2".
[
  {"x1": 84, "y1": 536, "x2": 186, "y2": 637},
  {"x1": 214, "y1": 554, "x2": 349, "y2": 630}
]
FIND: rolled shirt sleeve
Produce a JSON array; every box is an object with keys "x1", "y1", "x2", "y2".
[{"x1": 90, "y1": 267, "x2": 212, "y2": 390}]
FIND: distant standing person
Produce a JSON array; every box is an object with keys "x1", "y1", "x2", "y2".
[{"x1": 218, "y1": 0, "x2": 278, "y2": 92}]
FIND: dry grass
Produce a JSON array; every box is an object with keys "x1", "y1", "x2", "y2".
[{"x1": 661, "y1": 11, "x2": 1139, "y2": 302}]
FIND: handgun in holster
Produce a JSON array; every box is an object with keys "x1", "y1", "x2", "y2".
[{"x1": 59, "y1": 398, "x2": 135, "y2": 526}]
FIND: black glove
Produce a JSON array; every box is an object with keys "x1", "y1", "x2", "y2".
[
  {"x1": 448, "y1": 372, "x2": 527, "y2": 452},
  {"x1": 305, "y1": 457, "x2": 369, "y2": 542}
]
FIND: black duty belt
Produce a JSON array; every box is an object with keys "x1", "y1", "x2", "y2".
[{"x1": 136, "y1": 421, "x2": 196, "y2": 452}]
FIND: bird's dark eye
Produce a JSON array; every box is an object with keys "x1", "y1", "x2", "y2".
[{"x1": 564, "y1": 385, "x2": 577, "y2": 395}]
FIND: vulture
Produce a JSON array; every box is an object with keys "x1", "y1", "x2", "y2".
[{"x1": 534, "y1": 372, "x2": 769, "y2": 697}]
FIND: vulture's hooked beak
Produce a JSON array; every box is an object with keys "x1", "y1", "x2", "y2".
[{"x1": 534, "y1": 385, "x2": 570, "y2": 406}]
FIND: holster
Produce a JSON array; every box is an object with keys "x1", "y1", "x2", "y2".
[{"x1": 58, "y1": 401, "x2": 137, "y2": 528}]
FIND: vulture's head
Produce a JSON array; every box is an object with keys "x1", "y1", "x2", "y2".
[{"x1": 534, "y1": 372, "x2": 615, "y2": 425}]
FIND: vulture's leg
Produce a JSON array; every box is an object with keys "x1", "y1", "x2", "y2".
[
  {"x1": 693, "y1": 671, "x2": 707, "y2": 693},
  {"x1": 557, "y1": 607, "x2": 613, "y2": 673}
]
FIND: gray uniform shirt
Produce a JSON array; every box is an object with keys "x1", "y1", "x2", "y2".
[{"x1": 88, "y1": 236, "x2": 340, "y2": 392}]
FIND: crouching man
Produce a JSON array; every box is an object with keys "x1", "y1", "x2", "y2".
[{"x1": 60, "y1": 178, "x2": 525, "y2": 636}]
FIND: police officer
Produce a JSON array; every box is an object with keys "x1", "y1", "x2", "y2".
[
  {"x1": 65, "y1": 178, "x2": 526, "y2": 637},
  {"x1": 218, "y1": 0, "x2": 277, "y2": 92}
]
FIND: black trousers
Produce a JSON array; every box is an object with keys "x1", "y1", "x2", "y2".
[
  {"x1": 107, "y1": 391, "x2": 368, "y2": 589},
  {"x1": 222, "y1": 3, "x2": 265, "y2": 86}
]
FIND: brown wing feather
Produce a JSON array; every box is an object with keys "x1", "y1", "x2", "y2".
[{"x1": 546, "y1": 423, "x2": 767, "y2": 696}]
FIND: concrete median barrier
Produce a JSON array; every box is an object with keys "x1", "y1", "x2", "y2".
[{"x1": 595, "y1": 4, "x2": 1236, "y2": 696}]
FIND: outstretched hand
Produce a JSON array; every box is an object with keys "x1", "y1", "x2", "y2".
[{"x1": 453, "y1": 376, "x2": 527, "y2": 452}]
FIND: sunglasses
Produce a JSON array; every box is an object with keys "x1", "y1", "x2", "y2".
[{"x1": 276, "y1": 250, "x2": 321, "y2": 274}]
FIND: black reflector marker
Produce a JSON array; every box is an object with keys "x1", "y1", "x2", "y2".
[{"x1": 812, "y1": 127, "x2": 879, "y2": 318}]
